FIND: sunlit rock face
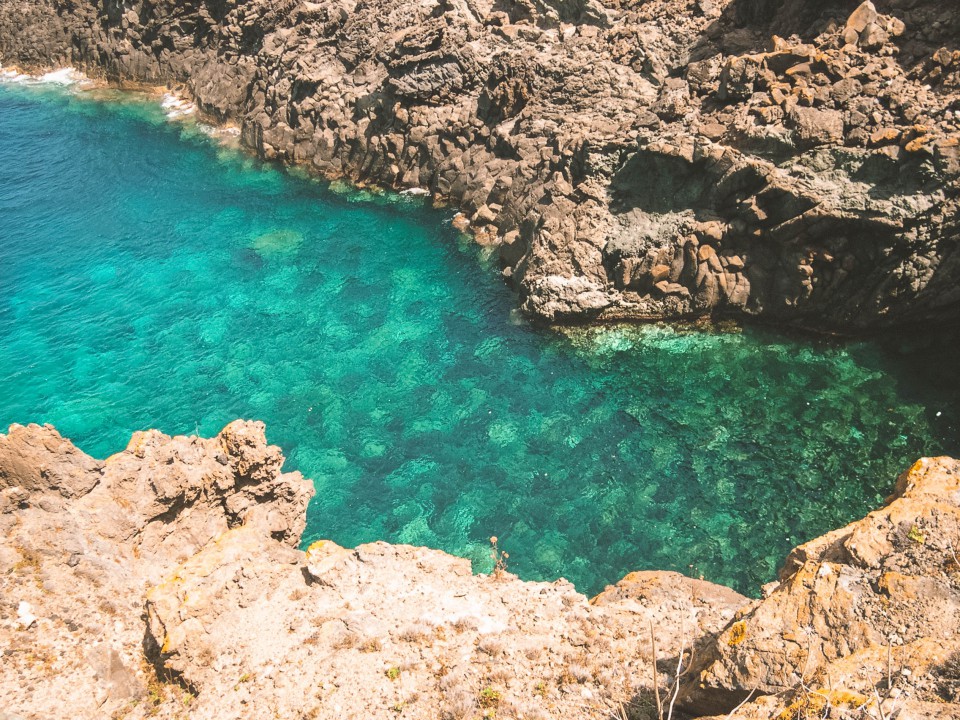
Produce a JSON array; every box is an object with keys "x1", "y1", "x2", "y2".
[{"x1": 2, "y1": 421, "x2": 959, "y2": 719}]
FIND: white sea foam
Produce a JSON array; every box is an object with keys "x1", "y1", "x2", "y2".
[
  {"x1": 0, "y1": 64, "x2": 93, "y2": 88},
  {"x1": 197, "y1": 122, "x2": 241, "y2": 139},
  {"x1": 161, "y1": 92, "x2": 196, "y2": 119},
  {"x1": 40, "y1": 67, "x2": 89, "y2": 85}
]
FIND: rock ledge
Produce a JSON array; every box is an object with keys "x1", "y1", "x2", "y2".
[{"x1": 2, "y1": 422, "x2": 959, "y2": 719}]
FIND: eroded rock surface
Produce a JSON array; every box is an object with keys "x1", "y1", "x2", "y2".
[
  {"x1": 0, "y1": 421, "x2": 313, "y2": 720},
  {"x1": 1, "y1": 0, "x2": 958, "y2": 330},
  {"x1": 681, "y1": 456, "x2": 960, "y2": 719},
  {"x1": 144, "y1": 535, "x2": 745, "y2": 719},
  {"x1": 3, "y1": 421, "x2": 960, "y2": 718},
  {"x1": 0, "y1": 422, "x2": 744, "y2": 720}
]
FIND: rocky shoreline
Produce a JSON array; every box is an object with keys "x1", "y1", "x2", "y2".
[
  {"x1": 1, "y1": 421, "x2": 958, "y2": 719},
  {"x1": 1, "y1": 0, "x2": 958, "y2": 331},
  {"x1": 2, "y1": 0, "x2": 960, "y2": 717}
]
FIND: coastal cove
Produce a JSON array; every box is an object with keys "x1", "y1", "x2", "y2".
[{"x1": 1, "y1": 81, "x2": 958, "y2": 598}]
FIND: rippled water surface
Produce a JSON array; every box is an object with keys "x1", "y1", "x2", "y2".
[{"x1": 1, "y1": 82, "x2": 957, "y2": 596}]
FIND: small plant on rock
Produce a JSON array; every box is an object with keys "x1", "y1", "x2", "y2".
[
  {"x1": 489, "y1": 536, "x2": 509, "y2": 580},
  {"x1": 936, "y1": 649, "x2": 960, "y2": 702},
  {"x1": 478, "y1": 686, "x2": 502, "y2": 709}
]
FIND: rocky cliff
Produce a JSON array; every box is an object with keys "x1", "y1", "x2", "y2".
[
  {"x1": 2, "y1": 421, "x2": 959, "y2": 719},
  {"x1": 1, "y1": 0, "x2": 958, "y2": 330}
]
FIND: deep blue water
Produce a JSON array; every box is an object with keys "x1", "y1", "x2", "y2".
[{"x1": 1, "y1": 80, "x2": 957, "y2": 596}]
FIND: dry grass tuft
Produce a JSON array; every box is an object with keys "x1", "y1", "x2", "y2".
[{"x1": 477, "y1": 635, "x2": 505, "y2": 657}]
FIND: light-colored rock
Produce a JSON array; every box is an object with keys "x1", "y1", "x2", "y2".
[
  {"x1": 846, "y1": 1, "x2": 879, "y2": 36},
  {"x1": 0, "y1": 421, "x2": 312, "y2": 720},
  {"x1": 3, "y1": 420, "x2": 960, "y2": 719},
  {"x1": 787, "y1": 106, "x2": 845, "y2": 147},
  {"x1": 680, "y1": 457, "x2": 960, "y2": 718}
]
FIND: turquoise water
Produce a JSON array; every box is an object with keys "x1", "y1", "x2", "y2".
[{"x1": 1, "y1": 82, "x2": 957, "y2": 596}]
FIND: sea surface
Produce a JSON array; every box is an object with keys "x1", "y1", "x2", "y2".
[{"x1": 1, "y1": 79, "x2": 957, "y2": 596}]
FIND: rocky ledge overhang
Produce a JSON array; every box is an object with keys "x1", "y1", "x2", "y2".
[
  {"x1": 1, "y1": 421, "x2": 958, "y2": 719},
  {"x1": 1, "y1": 0, "x2": 959, "y2": 332}
]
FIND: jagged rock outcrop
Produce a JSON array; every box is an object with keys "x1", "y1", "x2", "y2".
[
  {"x1": 681, "y1": 456, "x2": 960, "y2": 719},
  {"x1": 0, "y1": 421, "x2": 745, "y2": 720},
  {"x1": 2, "y1": 421, "x2": 960, "y2": 718},
  {"x1": 0, "y1": 421, "x2": 313, "y2": 720},
  {"x1": 0, "y1": 0, "x2": 958, "y2": 331}
]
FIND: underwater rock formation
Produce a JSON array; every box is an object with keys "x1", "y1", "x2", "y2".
[{"x1": 1, "y1": 0, "x2": 958, "y2": 330}]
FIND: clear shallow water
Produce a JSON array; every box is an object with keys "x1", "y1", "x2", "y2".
[{"x1": 1, "y1": 83, "x2": 958, "y2": 597}]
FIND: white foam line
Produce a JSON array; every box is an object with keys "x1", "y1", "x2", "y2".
[
  {"x1": 0, "y1": 64, "x2": 94, "y2": 88},
  {"x1": 161, "y1": 92, "x2": 198, "y2": 119}
]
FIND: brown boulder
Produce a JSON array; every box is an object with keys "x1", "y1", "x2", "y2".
[
  {"x1": 0, "y1": 423, "x2": 101, "y2": 500},
  {"x1": 787, "y1": 106, "x2": 844, "y2": 148},
  {"x1": 845, "y1": 1, "x2": 879, "y2": 37}
]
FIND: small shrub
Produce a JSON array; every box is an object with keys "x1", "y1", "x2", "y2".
[
  {"x1": 144, "y1": 674, "x2": 169, "y2": 715},
  {"x1": 477, "y1": 636, "x2": 504, "y2": 657},
  {"x1": 452, "y1": 617, "x2": 473, "y2": 633},
  {"x1": 360, "y1": 637, "x2": 383, "y2": 653},
  {"x1": 478, "y1": 687, "x2": 502, "y2": 709},
  {"x1": 489, "y1": 536, "x2": 509, "y2": 580},
  {"x1": 501, "y1": 699, "x2": 550, "y2": 720},
  {"x1": 564, "y1": 663, "x2": 593, "y2": 684},
  {"x1": 937, "y1": 649, "x2": 960, "y2": 702},
  {"x1": 13, "y1": 546, "x2": 44, "y2": 590},
  {"x1": 333, "y1": 632, "x2": 357, "y2": 650},
  {"x1": 398, "y1": 626, "x2": 428, "y2": 643},
  {"x1": 13, "y1": 546, "x2": 42, "y2": 573},
  {"x1": 440, "y1": 689, "x2": 475, "y2": 720},
  {"x1": 386, "y1": 666, "x2": 401, "y2": 681}
]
